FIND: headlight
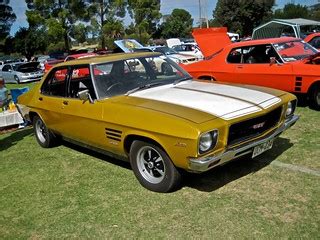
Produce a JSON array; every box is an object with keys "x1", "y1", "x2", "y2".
[
  {"x1": 286, "y1": 100, "x2": 296, "y2": 117},
  {"x1": 199, "y1": 130, "x2": 218, "y2": 154}
]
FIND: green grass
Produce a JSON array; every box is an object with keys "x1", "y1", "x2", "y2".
[
  {"x1": 0, "y1": 107, "x2": 319, "y2": 239},
  {"x1": 5, "y1": 82, "x2": 37, "y2": 91}
]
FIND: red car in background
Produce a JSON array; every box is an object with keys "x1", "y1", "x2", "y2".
[
  {"x1": 304, "y1": 32, "x2": 320, "y2": 50},
  {"x1": 182, "y1": 28, "x2": 320, "y2": 110},
  {"x1": 44, "y1": 53, "x2": 97, "y2": 73}
]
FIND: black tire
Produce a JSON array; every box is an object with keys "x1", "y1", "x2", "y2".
[
  {"x1": 33, "y1": 115, "x2": 58, "y2": 148},
  {"x1": 129, "y1": 140, "x2": 181, "y2": 192},
  {"x1": 14, "y1": 75, "x2": 20, "y2": 84},
  {"x1": 308, "y1": 84, "x2": 320, "y2": 111}
]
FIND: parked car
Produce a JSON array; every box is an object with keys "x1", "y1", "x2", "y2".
[
  {"x1": 36, "y1": 55, "x2": 50, "y2": 70},
  {"x1": 171, "y1": 43, "x2": 204, "y2": 59},
  {"x1": 18, "y1": 52, "x2": 298, "y2": 192},
  {"x1": 0, "y1": 62, "x2": 43, "y2": 83},
  {"x1": 44, "y1": 52, "x2": 97, "y2": 73},
  {"x1": 304, "y1": 32, "x2": 320, "y2": 49},
  {"x1": 183, "y1": 28, "x2": 320, "y2": 110},
  {"x1": 114, "y1": 39, "x2": 200, "y2": 64}
]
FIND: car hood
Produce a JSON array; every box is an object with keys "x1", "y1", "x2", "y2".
[
  {"x1": 192, "y1": 27, "x2": 231, "y2": 58},
  {"x1": 16, "y1": 62, "x2": 40, "y2": 73},
  {"x1": 124, "y1": 81, "x2": 282, "y2": 122}
]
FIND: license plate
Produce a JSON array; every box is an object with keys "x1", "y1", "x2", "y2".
[{"x1": 252, "y1": 139, "x2": 274, "y2": 158}]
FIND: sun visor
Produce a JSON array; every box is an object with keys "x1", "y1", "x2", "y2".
[{"x1": 192, "y1": 27, "x2": 231, "y2": 58}]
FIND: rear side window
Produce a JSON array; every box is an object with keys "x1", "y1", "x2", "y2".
[
  {"x1": 68, "y1": 65, "x2": 96, "y2": 100},
  {"x1": 41, "y1": 67, "x2": 68, "y2": 97}
]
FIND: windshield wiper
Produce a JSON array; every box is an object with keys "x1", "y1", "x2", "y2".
[
  {"x1": 173, "y1": 77, "x2": 192, "y2": 85},
  {"x1": 125, "y1": 82, "x2": 164, "y2": 95}
]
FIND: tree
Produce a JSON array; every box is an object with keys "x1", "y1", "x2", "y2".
[
  {"x1": 161, "y1": 9, "x2": 193, "y2": 38},
  {"x1": 25, "y1": 0, "x2": 90, "y2": 51},
  {"x1": 214, "y1": 0, "x2": 275, "y2": 36},
  {"x1": 14, "y1": 27, "x2": 47, "y2": 60},
  {"x1": 103, "y1": 18, "x2": 125, "y2": 48},
  {"x1": 127, "y1": 0, "x2": 161, "y2": 43},
  {"x1": 70, "y1": 23, "x2": 89, "y2": 44},
  {"x1": 0, "y1": 3, "x2": 16, "y2": 40},
  {"x1": 87, "y1": 0, "x2": 126, "y2": 49},
  {"x1": 274, "y1": 4, "x2": 310, "y2": 19}
]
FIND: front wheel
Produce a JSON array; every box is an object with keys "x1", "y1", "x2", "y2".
[
  {"x1": 308, "y1": 84, "x2": 320, "y2": 111},
  {"x1": 33, "y1": 115, "x2": 59, "y2": 148},
  {"x1": 14, "y1": 75, "x2": 20, "y2": 84},
  {"x1": 130, "y1": 140, "x2": 181, "y2": 192}
]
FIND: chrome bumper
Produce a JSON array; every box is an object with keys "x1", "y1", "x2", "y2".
[{"x1": 188, "y1": 115, "x2": 299, "y2": 173}]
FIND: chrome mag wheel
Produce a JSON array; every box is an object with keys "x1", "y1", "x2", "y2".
[{"x1": 136, "y1": 146, "x2": 165, "y2": 184}]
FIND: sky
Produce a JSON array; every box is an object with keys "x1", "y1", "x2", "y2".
[{"x1": 8, "y1": 0, "x2": 319, "y2": 36}]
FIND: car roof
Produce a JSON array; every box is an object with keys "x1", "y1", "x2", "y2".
[
  {"x1": 230, "y1": 37, "x2": 299, "y2": 48},
  {"x1": 54, "y1": 52, "x2": 162, "y2": 68}
]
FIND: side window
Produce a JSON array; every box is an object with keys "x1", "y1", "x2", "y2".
[
  {"x1": 244, "y1": 45, "x2": 271, "y2": 64},
  {"x1": 41, "y1": 67, "x2": 68, "y2": 97},
  {"x1": 227, "y1": 48, "x2": 242, "y2": 63},
  {"x1": 2, "y1": 65, "x2": 10, "y2": 72},
  {"x1": 68, "y1": 65, "x2": 96, "y2": 100},
  {"x1": 310, "y1": 36, "x2": 320, "y2": 49}
]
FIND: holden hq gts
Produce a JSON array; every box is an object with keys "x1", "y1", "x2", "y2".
[{"x1": 18, "y1": 52, "x2": 299, "y2": 192}]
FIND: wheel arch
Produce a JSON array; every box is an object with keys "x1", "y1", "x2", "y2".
[
  {"x1": 124, "y1": 134, "x2": 166, "y2": 155},
  {"x1": 29, "y1": 111, "x2": 39, "y2": 123},
  {"x1": 307, "y1": 80, "x2": 320, "y2": 94},
  {"x1": 197, "y1": 75, "x2": 216, "y2": 81}
]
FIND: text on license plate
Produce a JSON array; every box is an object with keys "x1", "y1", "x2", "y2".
[{"x1": 252, "y1": 139, "x2": 274, "y2": 158}]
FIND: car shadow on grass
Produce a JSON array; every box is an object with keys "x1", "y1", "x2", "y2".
[
  {"x1": 183, "y1": 137, "x2": 293, "y2": 192},
  {"x1": 62, "y1": 141, "x2": 132, "y2": 170},
  {"x1": 0, "y1": 127, "x2": 33, "y2": 151}
]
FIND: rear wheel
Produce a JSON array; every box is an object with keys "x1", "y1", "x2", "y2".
[
  {"x1": 130, "y1": 140, "x2": 181, "y2": 192},
  {"x1": 33, "y1": 115, "x2": 59, "y2": 148},
  {"x1": 308, "y1": 84, "x2": 320, "y2": 111}
]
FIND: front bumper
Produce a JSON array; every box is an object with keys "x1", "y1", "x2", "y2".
[{"x1": 188, "y1": 115, "x2": 299, "y2": 172}]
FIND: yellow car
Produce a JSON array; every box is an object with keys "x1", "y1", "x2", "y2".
[{"x1": 18, "y1": 52, "x2": 299, "y2": 192}]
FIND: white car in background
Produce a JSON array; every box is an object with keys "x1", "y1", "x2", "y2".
[
  {"x1": 0, "y1": 62, "x2": 43, "y2": 83},
  {"x1": 171, "y1": 43, "x2": 204, "y2": 59},
  {"x1": 114, "y1": 39, "x2": 199, "y2": 64}
]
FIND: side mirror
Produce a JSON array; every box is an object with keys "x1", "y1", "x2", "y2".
[{"x1": 78, "y1": 89, "x2": 93, "y2": 104}]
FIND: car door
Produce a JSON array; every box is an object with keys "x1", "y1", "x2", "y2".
[
  {"x1": 37, "y1": 66, "x2": 70, "y2": 134},
  {"x1": 232, "y1": 45, "x2": 295, "y2": 92},
  {"x1": 1, "y1": 65, "x2": 14, "y2": 83},
  {"x1": 55, "y1": 65, "x2": 106, "y2": 149}
]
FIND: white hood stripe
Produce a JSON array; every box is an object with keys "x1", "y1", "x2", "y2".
[
  {"x1": 174, "y1": 86, "x2": 265, "y2": 110},
  {"x1": 130, "y1": 81, "x2": 281, "y2": 120}
]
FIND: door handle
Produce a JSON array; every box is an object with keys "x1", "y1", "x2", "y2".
[
  {"x1": 38, "y1": 97, "x2": 43, "y2": 101},
  {"x1": 63, "y1": 101, "x2": 68, "y2": 105},
  {"x1": 236, "y1": 65, "x2": 243, "y2": 69}
]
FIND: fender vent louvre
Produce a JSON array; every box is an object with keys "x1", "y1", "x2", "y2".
[{"x1": 106, "y1": 128, "x2": 122, "y2": 142}]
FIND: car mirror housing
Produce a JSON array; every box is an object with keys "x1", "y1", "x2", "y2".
[{"x1": 78, "y1": 89, "x2": 93, "y2": 104}]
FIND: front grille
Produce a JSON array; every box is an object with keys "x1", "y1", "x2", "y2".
[{"x1": 228, "y1": 107, "x2": 282, "y2": 146}]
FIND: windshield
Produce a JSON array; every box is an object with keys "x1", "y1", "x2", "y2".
[
  {"x1": 273, "y1": 40, "x2": 318, "y2": 62},
  {"x1": 153, "y1": 47, "x2": 177, "y2": 55},
  {"x1": 12, "y1": 63, "x2": 23, "y2": 70},
  {"x1": 92, "y1": 55, "x2": 192, "y2": 99}
]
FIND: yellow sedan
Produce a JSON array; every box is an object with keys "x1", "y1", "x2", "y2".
[{"x1": 18, "y1": 52, "x2": 299, "y2": 192}]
